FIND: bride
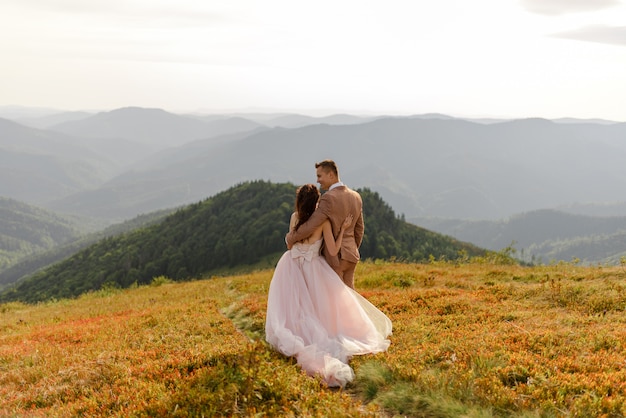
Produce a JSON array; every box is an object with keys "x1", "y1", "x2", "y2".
[{"x1": 265, "y1": 184, "x2": 392, "y2": 388}]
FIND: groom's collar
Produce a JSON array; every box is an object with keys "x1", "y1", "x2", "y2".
[{"x1": 329, "y1": 181, "x2": 344, "y2": 191}]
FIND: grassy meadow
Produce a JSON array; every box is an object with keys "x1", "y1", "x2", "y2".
[{"x1": 1, "y1": 260, "x2": 626, "y2": 417}]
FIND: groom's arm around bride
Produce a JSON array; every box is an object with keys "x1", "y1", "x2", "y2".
[{"x1": 286, "y1": 160, "x2": 364, "y2": 289}]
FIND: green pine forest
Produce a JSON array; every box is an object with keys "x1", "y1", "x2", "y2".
[{"x1": 0, "y1": 181, "x2": 484, "y2": 303}]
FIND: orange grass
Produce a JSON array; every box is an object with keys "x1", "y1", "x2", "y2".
[
  {"x1": 0, "y1": 275, "x2": 376, "y2": 417},
  {"x1": 1, "y1": 261, "x2": 626, "y2": 416}
]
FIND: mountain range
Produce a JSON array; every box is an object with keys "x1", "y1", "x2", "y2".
[
  {"x1": 43, "y1": 115, "x2": 626, "y2": 222},
  {"x1": 1, "y1": 105, "x2": 626, "y2": 266}
]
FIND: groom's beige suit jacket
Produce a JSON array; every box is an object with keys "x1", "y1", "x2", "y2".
[{"x1": 286, "y1": 185, "x2": 364, "y2": 270}]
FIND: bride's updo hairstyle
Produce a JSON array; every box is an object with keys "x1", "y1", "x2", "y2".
[{"x1": 295, "y1": 184, "x2": 320, "y2": 230}]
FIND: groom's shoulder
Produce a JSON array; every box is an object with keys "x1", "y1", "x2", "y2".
[
  {"x1": 345, "y1": 187, "x2": 362, "y2": 205},
  {"x1": 336, "y1": 186, "x2": 361, "y2": 202},
  {"x1": 343, "y1": 186, "x2": 360, "y2": 197}
]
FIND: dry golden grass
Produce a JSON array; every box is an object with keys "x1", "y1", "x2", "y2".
[
  {"x1": 1, "y1": 260, "x2": 626, "y2": 416},
  {"x1": 0, "y1": 274, "x2": 377, "y2": 417}
]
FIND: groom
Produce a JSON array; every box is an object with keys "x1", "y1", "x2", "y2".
[{"x1": 286, "y1": 159, "x2": 364, "y2": 289}]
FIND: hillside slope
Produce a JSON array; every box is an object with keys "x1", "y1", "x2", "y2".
[
  {"x1": 0, "y1": 208, "x2": 174, "y2": 291},
  {"x1": 0, "y1": 197, "x2": 82, "y2": 273},
  {"x1": 416, "y1": 209, "x2": 626, "y2": 264},
  {"x1": 0, "y1": 181, "x2": 483, "y2": 303}
]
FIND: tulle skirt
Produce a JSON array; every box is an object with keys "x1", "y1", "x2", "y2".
[{"x1": 265, "y1": 247, "x2": 392, "y2": 387}]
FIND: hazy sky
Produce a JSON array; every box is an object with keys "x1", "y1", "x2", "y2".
[{"x1": 2, "y1": 0, "x2": 625, "y2": 120}]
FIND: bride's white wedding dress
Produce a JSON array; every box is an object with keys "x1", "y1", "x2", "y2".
[{"x1": 265, "y1": 239, "x2": 392, "y2": 387}]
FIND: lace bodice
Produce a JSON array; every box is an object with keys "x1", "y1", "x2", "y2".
[{"x1": 291, "y1": 239, "x2": 323, "y2": 261}]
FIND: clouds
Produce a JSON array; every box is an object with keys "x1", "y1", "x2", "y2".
[
  {"x1": 1, "y1": 0, "x2": 245, "y2": 66},
  {"x1": 6, "y1": 0, "x2": 230, "y2": 31},
  {"x1": 520, "y1": 0, "x2": 620, "y2": 16},
  {"x1": 551, "y1": 24, "x2": 626, "y2": 46},
  {"x1": 520, "y1": 0, "x2": 626, "y2": 48}
]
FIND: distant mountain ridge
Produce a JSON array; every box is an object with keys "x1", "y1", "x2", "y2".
[
  {"x1": 416, "y1": 209, "x2": 626, "y2": 264},
  {"x1": 3, "y1": 105, "x2": 626, "y2": 268},
  {"x1": 0, "y1": 117, "x2": 121, "y2": 204},
  {"x1": 42, "y1": 116, "x2": 626, "y2": 223},
  {"x1": 0, "y1": 108, "x2": 267, "y2": 207},
  {"x1": 49, "y1": 107, "x2": 265, "y2": 149},
  {"x1": 15, "y1": 111, "x2": 94, "y2": 129}
]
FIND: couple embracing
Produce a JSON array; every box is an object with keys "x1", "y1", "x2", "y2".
[{"x1": 265, "y1": 160, "x2": 392, "y2": 388}]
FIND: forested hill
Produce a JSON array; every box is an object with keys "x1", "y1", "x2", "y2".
[
  {"x1": 0, "y1": 197, "x2": 82, "y2": 271},
  {"x1": 0, "y1": 208, "x2": 175, "y2": 291},
  {"x1": 0, "y1": 181, "x2": 484, "y2": 303}
]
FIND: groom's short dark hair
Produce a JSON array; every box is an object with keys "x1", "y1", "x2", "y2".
[{"x1": 315, "y1": 159, "x2": 338, "y2": 177}]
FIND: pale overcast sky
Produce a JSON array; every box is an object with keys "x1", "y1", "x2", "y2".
[{"x1": 1, "y1": 0, "x2": 625, "y2": 120}]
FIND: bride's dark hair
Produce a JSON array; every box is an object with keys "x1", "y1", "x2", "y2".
[{"x1": 295, "y1": 184, "x2": 320, "y2": 230}]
